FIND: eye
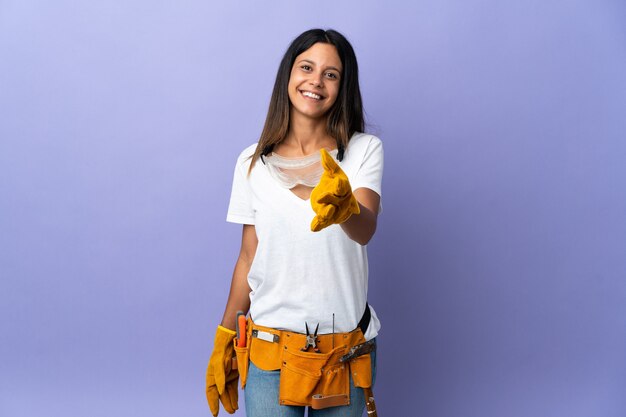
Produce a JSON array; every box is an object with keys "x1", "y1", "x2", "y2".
[
  {"x1": 325, "y1": 72, "x2": 338, "y2": 79},
  {"x1": 300, "y1": 65, "x2": 312, "y2": 71}
]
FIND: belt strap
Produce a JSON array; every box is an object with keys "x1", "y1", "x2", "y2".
[
  {"x1": 251, "y1": 303, "x2": 371, "y2": 336},
  {"x1": 357, "y1": 303, "x2": 371, "y2": 335}
]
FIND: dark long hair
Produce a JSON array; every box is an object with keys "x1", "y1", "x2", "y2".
[{"x1": 249, "y1": 29, "x2": 364, "y2": 172}]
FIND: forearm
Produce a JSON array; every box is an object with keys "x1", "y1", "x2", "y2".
[
  {"x1": 220, "y1": 224, "x2": 257, "y2": 330},
  {"x1": 220, "y1": 259, "x2": 252, "y2": 330},
  {"x1": 339, "y1": 188, "x2": 380, "y2": 245},
  {"x1": 340, "y1": 202, "x2": 377, "y2": 245}
]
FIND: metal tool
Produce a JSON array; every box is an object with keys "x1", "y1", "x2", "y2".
[
  {"x1": 339, "y1": 339, "x2": 376, "y2": 363},
  {"x1": 339, "y1": 339, "x2": 378, "y2": 415},
  {"x1": 301, "y1": 322, "x2": 320, "y2": 353},
  {"x1": 235, "y1": 311, "x2": 246, "y2": 348},
  {"x1": 252, "y1": 329, "x2": 279, "y2": 343},
  {"x1": 364, "y1": 387, "x2": 378, "y2": 416}
]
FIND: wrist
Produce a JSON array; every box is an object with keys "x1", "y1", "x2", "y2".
[{"x1": 217, "y1": 325, "x2": 236, "y2": 335}]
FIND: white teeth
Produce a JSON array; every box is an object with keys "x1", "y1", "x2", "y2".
[{"x1": 302, "y1": 91, "x2": 321, "y2": 100}]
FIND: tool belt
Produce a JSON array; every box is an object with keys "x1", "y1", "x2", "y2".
[{"x1": 233, "y1": 318, "x2": 373, "y2": 409}]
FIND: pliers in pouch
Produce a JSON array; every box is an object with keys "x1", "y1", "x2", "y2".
[{"x1": 301, "y1": 322, "x2": 321, "y2": 353}]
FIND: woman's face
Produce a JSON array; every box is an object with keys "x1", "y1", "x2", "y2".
[{"x1": 288, "y1": 42, "x2": 343, "y2": 121}]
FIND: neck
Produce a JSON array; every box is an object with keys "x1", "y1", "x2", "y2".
[{"x1": 282, "y1": 112, "x2": 334, "y2": 155}]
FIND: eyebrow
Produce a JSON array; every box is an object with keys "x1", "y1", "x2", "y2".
[{"x1": 298, "y1": 59, "x2": 342, "y2": 73}]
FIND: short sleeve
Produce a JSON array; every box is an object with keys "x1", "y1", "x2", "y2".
[
  {"x1": 351, "y1": 136, "x2": 384, "y2": 198},
  {"x1": 226, "y1": 149, "x2": 256, "y2": 225}
]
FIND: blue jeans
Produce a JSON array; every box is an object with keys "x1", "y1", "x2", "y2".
[{"x1": 244, "y1": 339, "x2": 377, "y2": 417}]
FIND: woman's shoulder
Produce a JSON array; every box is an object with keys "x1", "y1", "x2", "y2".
[
  {"x1": 345, "y1": 132, "x2": 383, "y2": 160},
  {"x1": 227, "y1": 143, "x2": 258, "y2": 177},
  {"x1": 348, "y1": 132, "x2": 382, "y2": 150},
  {"x1": 233, "y1": 143, "x2": 258, "y2": 166}
]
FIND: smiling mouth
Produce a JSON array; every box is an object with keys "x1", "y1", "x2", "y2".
[{"x1": 299, "y1": 90, "x2": 324, "y2": 100}]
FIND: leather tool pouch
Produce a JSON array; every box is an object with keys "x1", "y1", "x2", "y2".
[
  {"x1": 348, "y1": 352, "x2": 372, "y2": 389},
  {"x1": 246, "y1": 319, "x2": 372, "y2": 409},
  {"x1": 249, "y1": 322, "x2": 282, "y2": 370},
  {"x1": 233, "y1": 320, "x2": 254, "y2": 389},
  {"x1": 279, "y1": 344, "x2": 348, "y2": 407},
  {"x1": 233, "y1": 343, "x2": 250, "y2": 389}
]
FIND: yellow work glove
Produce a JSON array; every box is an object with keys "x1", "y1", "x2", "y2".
[
  {"x1": 205, "y1": 325, "x2": 238, "y2": 416},
  {"x1": 310, "y1": 148, "x2": 360, "y2": 232}
]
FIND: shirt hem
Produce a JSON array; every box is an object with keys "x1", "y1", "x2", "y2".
[{"x1": 226, "y1": 214, "x2": 255, "y2": 225}]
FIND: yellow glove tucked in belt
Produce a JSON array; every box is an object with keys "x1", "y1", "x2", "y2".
[
  {"x1": 310, "y1": 148, "x2": 360, "y2": 232},
  {"x1": 205, "y1": 325, "x2": 238, "y2": 416}
]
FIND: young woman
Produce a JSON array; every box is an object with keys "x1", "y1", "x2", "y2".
[{"x1": 206, "y1": 29, "x2": 383, "y2": 417}]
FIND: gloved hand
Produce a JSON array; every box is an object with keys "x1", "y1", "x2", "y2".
[
  {"x1": 205, "y1": 325, "x2": 238, "y2": 416},
  {"x1": 310, "y1": 148, "x2": 360, "y2": 232}
]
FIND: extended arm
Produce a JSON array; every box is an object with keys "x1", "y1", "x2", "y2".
[
  {"x1": 220, "y1": 224, "x2": 257, "y2": 330},
  {"x1": 310, "y1": 149, "x2": 381, "y2": 245},
  {"x1": 340, "y1": 187, "x2": 380, "y2": 246}
]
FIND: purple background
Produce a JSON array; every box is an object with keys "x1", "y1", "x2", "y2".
[{"x1": 1, "y1": 1, "x2": 625, "y2": 416}]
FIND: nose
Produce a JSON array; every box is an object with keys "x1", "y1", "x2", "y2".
[{"x1": 309, "y1": 72, "x2": 323, "y2": 87}]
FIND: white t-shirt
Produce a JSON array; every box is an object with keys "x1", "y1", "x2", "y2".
[{"x1": 226, "y1": 132, "x2": 383, "y2": 340}]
